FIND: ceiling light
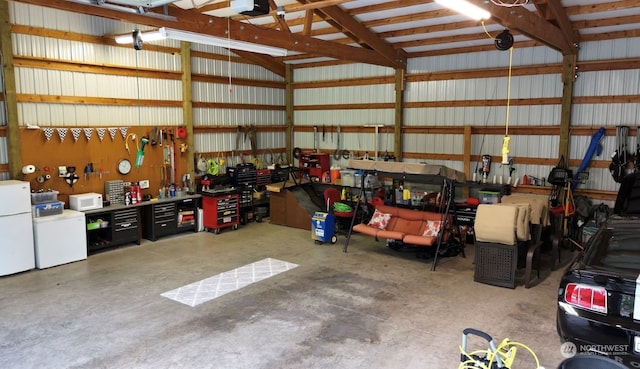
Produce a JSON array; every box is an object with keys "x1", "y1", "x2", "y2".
[
  {"x1": 114, "y1": 29, "x2": 166, "y2": 44},
  {"x1": 158, "y1": 27, "x2": 288, "y2": 57},
  {"x1": 435, "y1": 0, "x2": 491, "y2": 21},
  {"x1": 113, "y1": 27, "x2": 288, "y2": 57},
  {"x1": 102, "y1": 0, "x2": 175, "y2": 8}
]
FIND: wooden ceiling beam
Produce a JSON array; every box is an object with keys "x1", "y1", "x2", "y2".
[
  {"x1": 532, "y1": 0, "x2": 580, "y2": 52},
  {"x1": 467, "y1": 0, "x2": 575, "y2": 54},
  {"x1": 268, "y1": 0, "x2": 354, "y2": 16},
  {"x1": 197, "y1": 1, "x2": 230, "y2": 13},
  {"x1": 12, "y1": 0, "x2": 398, "y2": 68},
  {"x1": 300, "y1": 0, "x2": 407, "y2": 69},
  {"x1": 302, "y1": 10, "x2": 314, "y2": 35},
  {"x1": 565, "y1": 0, "x2": 640, "y2": 15},
  {"x1": 268, "y1": 0, "x2": 291, "y2": 32}
]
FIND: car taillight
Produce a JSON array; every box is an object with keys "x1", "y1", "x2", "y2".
[{"x1": 565, "y1": 283, "x2": 608, "y2": 314}]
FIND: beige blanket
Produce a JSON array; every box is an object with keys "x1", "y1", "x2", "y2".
[{"x1": 347, "y1": 160, "x2": 466, "y2": 182}]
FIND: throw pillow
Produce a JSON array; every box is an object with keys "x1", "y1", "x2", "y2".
[
  {"x1": 422, "y1": 220, "x2": 442, "y2": 237},
  {"x1": 368, "y1": 209, "x2": 391, "y2": 230}
]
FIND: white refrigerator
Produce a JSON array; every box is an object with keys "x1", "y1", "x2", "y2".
[{"x1": 0, "y1": 180, "x2": 35, "y2": 276}]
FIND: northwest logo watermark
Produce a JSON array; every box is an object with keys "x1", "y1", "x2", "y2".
[{"x1": 560, "y1": 342, "x2": 630, "y2": 358}]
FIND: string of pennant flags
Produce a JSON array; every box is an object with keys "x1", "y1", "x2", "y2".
[{"x1": 41, "y1": 127, "x2": 130, "y2": 143}]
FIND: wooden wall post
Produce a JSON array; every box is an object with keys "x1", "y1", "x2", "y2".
[
  {"x1": 559, "y1": 53, "x2": 577, "y2": 161},
  {"x1": 463, "y1": 124, "x2": 472, "y2": 197},
  {"x1": 0, "y1": 0, "x2": 22, "y2": 179},
  {"x1": 285, "y1": 64, "x2": 294, "y2": 164},
  {"x1": 181, "y1": 41, "x2": 194, "y2": 177},
  {"x1": 394, "y1": 68, "x2": 405, "y2": 161}
]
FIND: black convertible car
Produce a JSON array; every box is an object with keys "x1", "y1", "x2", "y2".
[{"x1": 557, "y1": 172, "x2": 640, "y2": 367}]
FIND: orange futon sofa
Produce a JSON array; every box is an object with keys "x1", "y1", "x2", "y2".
[{"x1": 352, "y1": 204, "x2": 450, "y2": 247}]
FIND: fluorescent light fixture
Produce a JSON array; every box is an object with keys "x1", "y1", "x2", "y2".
[
  {"x1": 435, "y1": 0, "x2": 491, "y2": 20},
  {"x1": 71, "y1": 0, "x2": 177, "y2": 19},
  {"x1": 114, "y1": 30, "x2": 165, "y2": 44},
  {"x1": 102, "y1": 0, "x2": 175, "y2": 8},
  {"x1": 158, "y1": 27, "x2": 288, "y2": 57},
  {"x1": 72, "y1": 0, "x2": 138, "y2": 13},
  {"x1": 113, "y1": 27, "x2": 288, "y2": 57}
]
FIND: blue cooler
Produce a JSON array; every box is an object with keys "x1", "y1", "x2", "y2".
[{"x1": 311, "y1": 212, "x2": 337, "y2": 244}]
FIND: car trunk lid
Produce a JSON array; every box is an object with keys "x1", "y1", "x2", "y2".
[{"x1": 578, "y1": 220, "x2": 640, "y2": 322}]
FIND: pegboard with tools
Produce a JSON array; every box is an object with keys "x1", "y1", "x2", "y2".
[{"x1": 19, "y1": 126, "x2": 190, "y2": 205}]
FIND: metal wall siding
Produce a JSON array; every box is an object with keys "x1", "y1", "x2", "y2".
[
  {"x1": 294, "y1": 85, "x2": 393, "y2": 105},
  {"x1": 16, "y1": 103, "x2": 182, "y2": 126},
  {"x1": 0, "y1": 137, "x2": 7, "y2": 171},
  {"x1": 15, "y1": 66, "x2": 182, "y2": 100},
  {"x1": 404, "y1": 105, "x2": 560, "y2": 127},
  {"x1": 11, "y1": 2, "x2": 138, "y2": 37},
  {"x1": 193, "y1": 109, "x2": 285, "y2": 127},
  {"x1": 294, "y1": 110, "x2": 395, "y2": 126},
  {"x1": 407, "y1": 47, "x2": 562, "y2": 73},
  {"x1": 192, "y1": 82, "x2": 285, "y2": 106},
  {"x1": 293, "y1": 63, "x2": 392, "y2": 82},
  {"x1": 0, "y1": 103, "x2": 6, "y2": 127},
  {"x1": 192, "y1": 56, "x2": 285, "y2": 82},
  {"x1": 12, "y1": 33, "x2": 182, "y2": 71},
  {"x1": 575, "y1": 70, "x2": 640, "y2": 97},
  {"x1": 194, "y1": 131, "x2": 288, "y2": 156},
  {"x1": 579, "y1": 38, "x2": 640, "y2": 61}
]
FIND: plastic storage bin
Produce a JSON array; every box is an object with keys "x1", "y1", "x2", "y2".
[
  {"x1": 340, "y1": 170, "x2": 356, "y2": 187},
  {"x1": 30, "y1": 190, "x2": 59, "y2": 204},
  {"x1": 478, "y1": 190, "x2": 500, "y2": 204},
  {"x1": 32, "y1": 201, "x2": 64, "y2": 217}
]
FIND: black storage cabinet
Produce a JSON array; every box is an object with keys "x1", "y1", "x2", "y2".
[
  {"x1": 142, "y1": 202, "x2": 177, "y2": 241},
  {"x1": 85, "y1": 206, "x2": 141, "y2": 253}
]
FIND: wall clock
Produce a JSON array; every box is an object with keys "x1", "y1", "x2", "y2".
[{"x1": 117, "y1": 159, "x2": 132, "y2": 175}]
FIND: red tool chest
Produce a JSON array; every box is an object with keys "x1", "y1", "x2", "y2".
[{"x1": 202, "y1": 189, "x2": 239, "y2": 234}]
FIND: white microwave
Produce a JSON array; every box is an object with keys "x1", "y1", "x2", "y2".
[{"x1": 69, "y1": 193, "x2": 103, "y2": 211}]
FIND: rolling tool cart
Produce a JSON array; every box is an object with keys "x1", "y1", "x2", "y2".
[{"x1": 202, "y1": 187, "x2": 239, "y2": 234}]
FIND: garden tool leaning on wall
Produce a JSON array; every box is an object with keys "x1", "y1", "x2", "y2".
[{"x1": 235, "y1": 125, "x2": 260, "y2": 168}]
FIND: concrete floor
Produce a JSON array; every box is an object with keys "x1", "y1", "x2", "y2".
[{"x1": 1, "y1": 221, "x2": 569, "y2": 369}]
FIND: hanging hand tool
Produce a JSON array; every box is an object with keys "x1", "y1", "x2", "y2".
[
  {"x1": 65, "y1": 166, "x2": 79, "y2": 188},
  {"x1": 169, "y1": 129, "x2": 176, "y2": 184},
  {"x1": 313, "y1": 125, "x2": 319, "y2": 153},
  {"x1": 246, "y1": 125, "x2": 257, "y2": 159},
  {"x1": 151, "y1": 127, "x2": 158, "y2": 145},
  {"x1": 136, "y1": 136, "x2": 149, "y2": 167},
  {"x1": 84, "y1": 163, "x2": 92, "y2": 181},
  {"x1": 334, "y1": 125, "x2": 341, "y2": 160},
  {"x1": 125, "y1": 133, "x2": 136, "y2": 155},
  {"x1": 322, "y1": 125, "x2": 326, "y2": 142}
]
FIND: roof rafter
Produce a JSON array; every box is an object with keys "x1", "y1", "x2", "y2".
[
  {"x1": 468, "y1": 0, "x2": 576, "y2": 54},
  {"x1": 11, "y1": 0, "x2": 401, "y2": 69},
  {"x1": 531, "y1": 0, "x2": 580, "y2": 51},
  {"x1": 299, "y1": 0, "x2": 406, "y2": 69}
]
